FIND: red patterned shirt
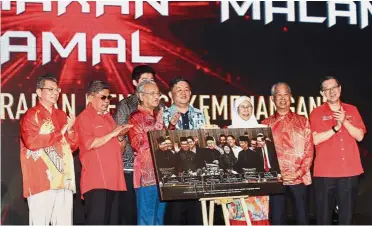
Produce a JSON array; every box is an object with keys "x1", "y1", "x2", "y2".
[
  {"x1": 128, "y1": 106, "x2": 164, "y2": 188},
  {"x1": 20, "y1": 103, "x2": 78, "y2": 198},
  {"x1": 262, "y1": 111, "x2": 314, "y2": 186}
]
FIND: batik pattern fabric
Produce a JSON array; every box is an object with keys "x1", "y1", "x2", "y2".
[
  {"x1": 228, "y1": 196, "x2": 270, "y2": 225},
  {"x1": 163, "y1": 104, "x2": 205, "y2": 129},
  {"x1": 20, "y1": 103, "x2": 77, "y2": 198},
  {"x1": 262, "y1": 111, "x2": 314, "y2": 186},
  {"x1": 113, "y1": 94, "x2": 139, "y2": 171},
  {"x1": 129, "y1": 106, "x2": 164, "y2": 188}
]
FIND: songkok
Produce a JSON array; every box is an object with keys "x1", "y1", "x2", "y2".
[
  {"x1": 257, "y1": 133, "x2": 264, "y2": 137},
  {"x1": 239, "y1": 136, "x2": 249, "y2": 142},
  {"x1": 206, "y1": 136, "x2": 214, "y2": 142},
  {"x1": 179, "y1": 137, "x2": 188, "y2": 142},
  {"x1": 157, "y1": 136, "x2": 166, "y2": 144}
]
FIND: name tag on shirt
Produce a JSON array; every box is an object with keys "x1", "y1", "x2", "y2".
[{"x1": 323, "y1": 115, "x2": 332, "y2": 121}]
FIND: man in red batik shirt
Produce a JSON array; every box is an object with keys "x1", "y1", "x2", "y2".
[
  {"x1": 262, "y1": 82, "x2": 314, "y2": 225},
  {"x1": 20, "y1": 74, "x2": 78, "y2": 225},
  {"x1": 310, "y1": 76, "x2": 366, "y2": 225},
  {"x1": 128, "y1": 80, "x2": 166, "y2": 225},
  {"x1": 75, "y1": 80, "x2": 132, "y2": 224}
]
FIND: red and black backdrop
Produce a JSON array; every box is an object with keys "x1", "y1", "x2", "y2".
[{"x1": 1, "y1": 1, "x2": 371, "y2": 224}]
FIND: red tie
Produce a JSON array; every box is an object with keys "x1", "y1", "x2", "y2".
[{"x1": 263, "y1": 148, "x2": 270, "y2": 172}]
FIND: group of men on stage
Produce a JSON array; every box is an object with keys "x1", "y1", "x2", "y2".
[{"x1": 20, "y1": 65, "x2": 366, "y2": 225}]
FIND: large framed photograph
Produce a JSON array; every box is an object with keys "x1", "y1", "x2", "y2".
[{"x1": 148, "y1": 127, "x2": 284, "y2": 201}]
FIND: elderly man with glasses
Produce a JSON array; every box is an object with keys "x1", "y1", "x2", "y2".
[
  {"x1": 262, "y1": 82, "x2": 314, "y2": 225},
  {"x1": 128, "y1": 80, "x2": 166, "y2": 225},
  {"x1": 113, "y1": 65, "x2": 157, "y2": 224},
  {"x1": 20, "y1": 74, "x2": 78, "y2": 225},
  {"x1": 75, "y1": 80, "x2": 132, "y2": 224},
  {"x1": 310, "y1": 76, "x2": 366, "y2": 225}
]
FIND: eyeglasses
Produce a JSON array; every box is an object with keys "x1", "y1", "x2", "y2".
[
  {"x1": 40, "y1": 87, "x2": 61, "y2": 93},
  {"x1": 323, "y1": 85, "x2": 339, "y2": 93},
  {"x1": 238, "y1": 105, "x2": 252, "y2": 110},
  {"x1": 100, "y1": 95, "x2": 112, "y2": 101},
  {"x1": 140, "y1": 92, "x2": 162, "y2": 97}
]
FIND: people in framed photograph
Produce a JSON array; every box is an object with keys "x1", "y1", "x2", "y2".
[{"x1": 227, "y1": 96, "x2": 270, "y2": 225}]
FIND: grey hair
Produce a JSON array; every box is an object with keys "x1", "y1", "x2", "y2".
[
  {"x1": 270, "y1": 82, "x2": 292, "y2": 96},
  {"x1": 87, "y1": 80, "x2": 109, "y2": 96},
  {"x1": 136, "y1": 80, "x2": 157, "y2": 95}
]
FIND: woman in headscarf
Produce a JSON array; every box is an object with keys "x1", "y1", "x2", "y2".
[{"x1": 228, "y1": 96, "x2": 270, "y2": 225}]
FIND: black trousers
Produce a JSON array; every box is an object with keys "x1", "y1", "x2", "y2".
[
  {"x1": 269, "y1": 184, "x2": 309, "y2": 225},
  {"x1": 83, "y1": 189, "x2": 120, "y2": 225},
  {"x1": 313, "y1": 176, "x2": 359, "y2": 225},
  {"x1": 164, "y1": 200, "x2": 203, "y2": 225},
  {"x1": 119, "y1": 172, "x2": 137, "y2": 225}
]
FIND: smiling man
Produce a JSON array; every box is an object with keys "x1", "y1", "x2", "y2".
[
  {"x1": 128, "y1": 80, "x2": 166, "y2": 225},
  {"x1": 262, "y1": 82, "x2": 313, "y2": 225},
  {"x1": 310, "y1": 76, "x2": 366, "y2": 225},
  {"x1": 20, "y1": 74, "x2": 78, "y2": 225},
  {"x1": 75, "y1": 80, "x2": 132, "y2": 224}
]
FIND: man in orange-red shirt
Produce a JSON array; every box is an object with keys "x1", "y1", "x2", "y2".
[
  {"x1": 75, "y1": 80, "x2": 132, "y2": 224},
  {"x1": 310, "y1": 76, "x2": 366, "y2": 225},
  {"x1": 20, "y1": 74, "x2": 77, "y2": 225},
  {"x1": 262, "y1": 82, "x2": 314, "y2": 225}
]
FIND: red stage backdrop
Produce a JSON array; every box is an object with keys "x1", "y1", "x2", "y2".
[{"x1": 1, "y1": 1, "x2": 371, "y2": 224}]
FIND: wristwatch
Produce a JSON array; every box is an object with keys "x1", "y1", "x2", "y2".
[{"x1": 332, "y1": 126, "x2": 339, "y2": 133}]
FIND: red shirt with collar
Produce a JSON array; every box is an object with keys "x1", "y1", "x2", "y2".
[
  {"x1": 75, "y1": 104, "x2": 126, "y2": 197},
  {"x1": 262, "y1": 111, "x2": 314, "y2": 186},
  {"x1": 128, "y1": 106, "x2": 164, "y2": 188},
  {"x1": 309, "y1": 102, "x2": 366, "y2": 177},
  {"x1": 20, "y1": 103, "x2": 78, "y2": 198}
]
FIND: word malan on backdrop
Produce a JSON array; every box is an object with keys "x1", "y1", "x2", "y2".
[{"x1": 1, "y1": 1, "x2": 372, "y2": 224}]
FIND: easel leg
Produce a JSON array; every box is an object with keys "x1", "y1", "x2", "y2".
[
  {"x1": 201, "y1": 200, "x2": 208, "y2": 226},
  {"x1": 221, "y1": 203, "x2": 231, "y2": 226},
  {"x1": 209, "y1": 200, "x2": 215, "y2": 226},
  {"x1": 239, "y1": 197, "x2": 252, "y2": 226}
]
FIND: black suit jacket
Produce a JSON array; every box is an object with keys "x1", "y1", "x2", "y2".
[{"x1": 259, "y1": 141, "x2": 280, "y2": 172}]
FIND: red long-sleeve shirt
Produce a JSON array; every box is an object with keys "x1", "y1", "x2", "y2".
[
  {"x1": 20, "y1": 103, "x2": 78, "y2": 198},
  {"x1": 128, "y1": 106, "x2": 164, "y2": 188},
  {"x1": 262, "y1": 111, "x2": 314, "y2": 185}
]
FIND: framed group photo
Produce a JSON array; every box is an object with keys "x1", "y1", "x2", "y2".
[{"x1": 148, "y1": 127, "x2": 284, "y2": 201}]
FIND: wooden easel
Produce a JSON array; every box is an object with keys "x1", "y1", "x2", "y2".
[{"x1": 199, "y1": 195, "x2": 252, "y2": 226}]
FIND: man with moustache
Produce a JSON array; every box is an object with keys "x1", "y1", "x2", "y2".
[
  {"x1": 128, "y1": 80, "x2": 166, "y2": 225},
  {"x1": 75, "y1": 80, "x2": 132, "y2": 224},
  {"x1": 163, "y1": 76, "x2": 206, "y2": 225},
  {"x1": 262, "y1": 82, "x2": 313, "y2": 225},
  {"x1": 113, "y1": 65, "x2": 156, "y2": 224},
  {"x1": 310, "y1": 76, "x2": 366, "y2": 225},
  {"x1": 218, "y1": 134, "x2": 227, "y2": 147},
  {"x1": 20, "y1": 74, "x2": 78, "y2": 225}
]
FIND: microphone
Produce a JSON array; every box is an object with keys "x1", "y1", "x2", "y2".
[{"x1": 157, "y1": 99, "x2": 165, "y2": 111}]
